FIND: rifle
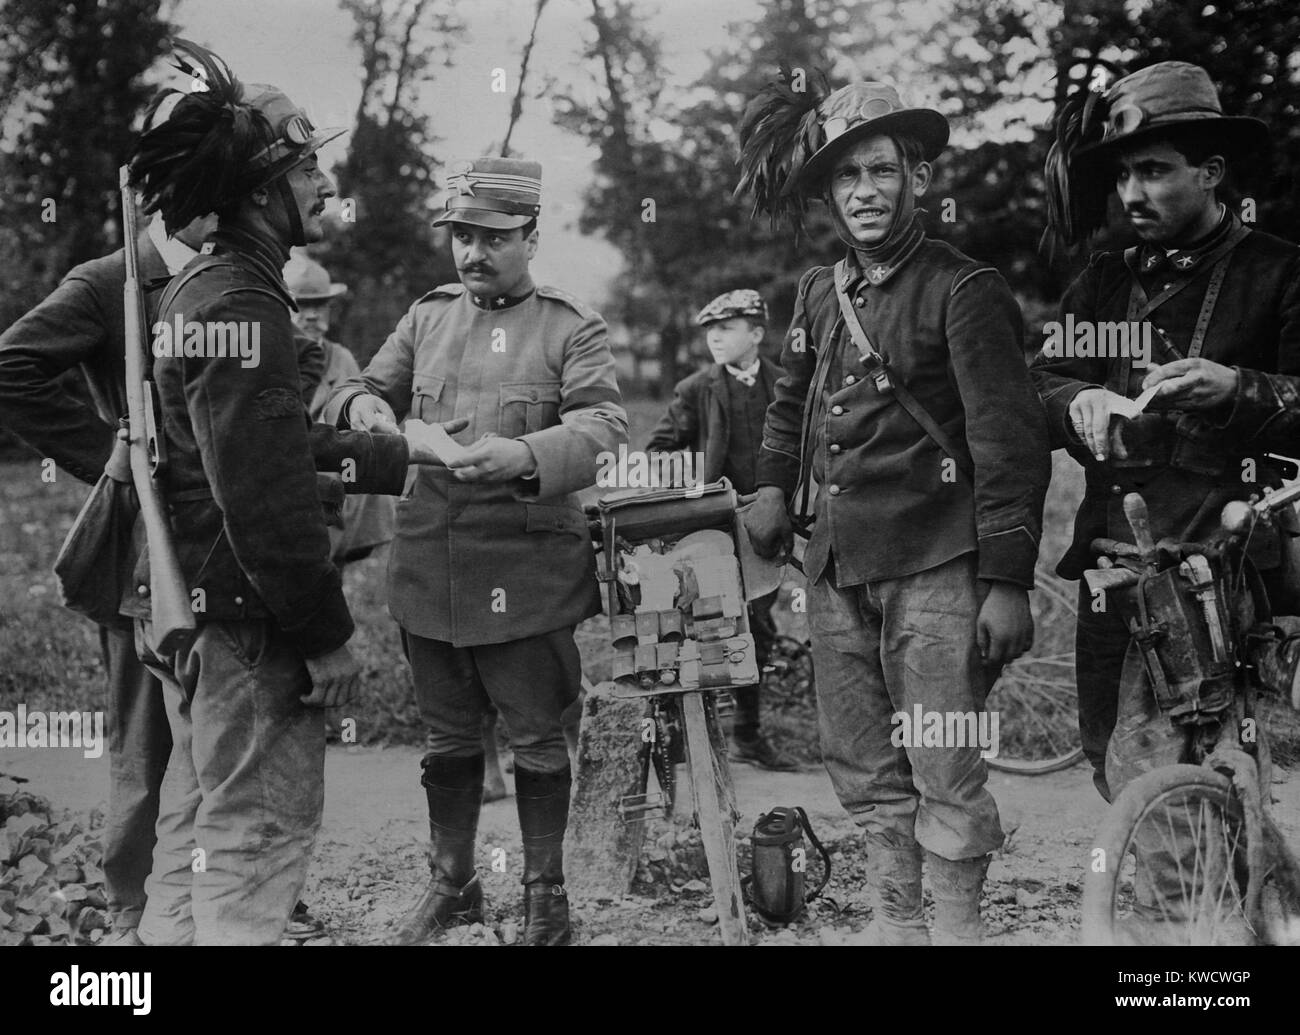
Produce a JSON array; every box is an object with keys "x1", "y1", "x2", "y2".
[{"x1": 119, "y1": 165, "x2": 195, "y2": 652}]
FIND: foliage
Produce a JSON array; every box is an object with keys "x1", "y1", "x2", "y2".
[
  {"x1": 555, "y1": 0, "x2": 1300, "y2": 373},
  {"x1": 0, "y1": 0, "x2": 174, "y2": 332},
  {"x1": 308, "y1": 0, "x2": 464, "y2": 364}
]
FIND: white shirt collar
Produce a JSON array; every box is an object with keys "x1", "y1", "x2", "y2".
[
  {"x1": 725, "y1": 359, "x2": 761, "y2": 385},
  {"x1": 147, "y1": 215, "x2": 200, "y2": 276}
]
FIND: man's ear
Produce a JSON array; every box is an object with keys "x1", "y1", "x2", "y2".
[
  {"x1": 526, "y1": 228, "x2": 539, "y2": 260},
  {"x1": 1199, "y1": 154, "x2": 1226, "y2": 191},
  {"x1": 911, "y1": 160, "x2": 933, "y2": 199}
]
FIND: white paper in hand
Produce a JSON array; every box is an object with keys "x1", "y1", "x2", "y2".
[
  {"x1": 404, "y1": 418, "x2": 471, "y2": 466},
  {"x1": 1110, "y1": 383, "x2": 1163, "y2": 421}
]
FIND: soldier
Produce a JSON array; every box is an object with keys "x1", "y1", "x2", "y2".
[
  {"x1": 326, "y1": 156, "x2": 628, "y2": 946},
  {"x1": 0, "y1": 205, "x2": 215, "y2": 943},
  {"x1": 738, "y1": 79, "x2": 1051, "y2": 944},
  {"x1": 1032, "y1": 61, "x2": 1300, "y2": 801},
  {"x1": 646, "y1": 288, "x2": 797, "y2": 771},
  {"x1": 286, "y1": 254, "x2": 397, "y2": 566},
  {"x1": 122, "y1": 41, "x2": 456, "y2": 945}
]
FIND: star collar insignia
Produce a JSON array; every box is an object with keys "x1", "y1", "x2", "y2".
[
  {"x1": 471, "y1": 290, "x2": 531, "y2": 311},
  {"x1": 1145, "y1": 254, "x2": 1160, "y2": 269},
  {"x1": 868, "y1": 265, "x2": 889, "y2": 284},
  {"x1": 1174, "y1": 254, "x2": 1195, "y2": 270}
]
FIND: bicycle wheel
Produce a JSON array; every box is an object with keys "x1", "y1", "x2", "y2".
[
  {"x1": 1081, "y1": 764, "x2": 1262, "y2": 946},
  {"x1": 681, "y1": 690, "x2": 749, "y2": 946},
  {"x1": 985, "y1": 568, "x2": 1084, "y2": 774}
]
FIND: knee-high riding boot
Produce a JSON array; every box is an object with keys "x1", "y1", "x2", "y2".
[
  {"x1": 515, "y1": 764, "x2": 572, "y2": 946},
  {"x1": 391, "y1": 754, "x2": 485, "y2": 945}
]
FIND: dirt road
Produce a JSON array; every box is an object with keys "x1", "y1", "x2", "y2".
[{"x1": 8, "y1": 742, "x2": 1295, "y2": 945}]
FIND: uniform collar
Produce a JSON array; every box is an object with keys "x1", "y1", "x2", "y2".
[
  {"x1": 842, "y1": 215, "x2": 927, "y2": 291},
  {"x1": 469, "y1": 286, "x2": 536, "y2": 311},
  {"x1": 1135, "y1": 205, "x2": 1236, "y2": 276},
  {"x1": 208, "y1": 224, "x2": 296, "y2": 309}
]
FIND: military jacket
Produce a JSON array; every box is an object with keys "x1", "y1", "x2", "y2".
[
  {"x1": 119, "y1": 226, "x2": 409, "y2": 658},
  {"x1": 1030, "y1": 213, "x2": 1300, "y2": 579},
  {"x1": 326, "y1": 282, "x2": 627, "y2": 646},
  {"x1": 756, "y1": 223, "x2": 1051, "y2": 589}
]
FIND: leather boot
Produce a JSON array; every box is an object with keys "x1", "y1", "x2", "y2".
[
  {"x1": 516, "y1": 764, "x2": 572, "y2": 946},
  {"x1": 391, "y1": 754, "x2": 485, "y2": 945},
  {"x1": 1251, "y1": 619, "x2": 1300, "y2": 709},
  {"x1": 926, "y1": 851, "x2": 989, "y2": 946},
  {"x1": 848, "y1": 833, "x2": 929, "y2": 946}
]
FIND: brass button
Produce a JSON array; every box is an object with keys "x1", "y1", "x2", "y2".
[
  {"x1": 828, "y1": 484, "x2": 841, "y2": 496},
  {"x1": 843, "y1": 375, "x2": 856, "y2": 386},
  {"x1": 854, "y1": 297, "x2": 866, "y2": 308},
  {"x1": 234, "y1": 596, "x2": 244, "y2": 606},
  {"x1": 1111, "y1": 485, "x2": 1123, "y2": 495},
  {"x1": 136, "y1": 585, "x2": 149, "y2": 597},
  {"x1": 829, "y1": 443, "x2": 842, "y2": 454},
  {"x1": 527, "y1": 390, "x2": 538, "y2": 401},
  {"x1": 831, "y1": 405, "x2": 844, "y2": 416}
]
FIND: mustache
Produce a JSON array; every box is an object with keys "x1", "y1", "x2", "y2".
[{"x1": 460, "y1": 264, "x2": 495, "y2": 277}]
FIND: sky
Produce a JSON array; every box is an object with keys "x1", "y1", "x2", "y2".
[{"x1": 174, "y1": 0, "x2": 763, "y2": 305}]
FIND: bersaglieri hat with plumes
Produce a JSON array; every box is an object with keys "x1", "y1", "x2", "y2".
[{"x1": 129, "y1": 39, "x2": 344, "y2": 234}]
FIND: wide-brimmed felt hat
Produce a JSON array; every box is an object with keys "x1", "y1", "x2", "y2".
[
  {"x1": 796, "y1": 82, "x2": 949, "y2": 191},
  {"x1": 432, "y1": 157, "x2": 543, "y2": 231},
  {"x1": 1076, "y1": 61, "x2": 1268, "y2": 163},
  {"x1": 284, "y1": 254, "x2": 347, "y2": 302}
]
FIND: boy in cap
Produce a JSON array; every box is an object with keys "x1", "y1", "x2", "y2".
[
  {"x1": 124, "y1": 41, "x2": 457, "y2": 944},
  {"x1": 326, "y1": 156, "x2": 627, "y2": 946},
  {"x1": 1033, "y1": 60, "x2": 1300, "y2": 803},
  {"x1": 738, "y1": 76, "x2": 1051, "y2": 944},
  {"x1": 647, "y1": 288, "x2": 796, "y2": 770}
]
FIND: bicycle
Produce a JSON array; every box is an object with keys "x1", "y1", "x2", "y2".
[
  {"x1": 582, "y1": 481, "x2": 760, "y2": 946},
  {"x1": 1080, "y1": 482, "x2": 1300, "y2": 945}
]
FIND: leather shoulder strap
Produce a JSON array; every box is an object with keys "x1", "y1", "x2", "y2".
[{"x1": 832, "y1": 269, "x2": 974, "y2": 481}]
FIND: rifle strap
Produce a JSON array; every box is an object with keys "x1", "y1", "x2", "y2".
[
  {"x1": 833, "y1": 260, "x2": 975, "y2": 482},
  {"x1": 1121, "y1": 220, "x2": 1250, "y2": 385}
]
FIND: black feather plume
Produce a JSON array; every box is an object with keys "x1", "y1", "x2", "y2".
[
  {"x1": 1041, "y1": 82, "x2": 1112, "y2": 255},
  {"x1": 129, "y1": 39, "x2": 272, "y2": 234},
  {"x1": 734, "y1": 66, "x2": 831, "y2": 232}
]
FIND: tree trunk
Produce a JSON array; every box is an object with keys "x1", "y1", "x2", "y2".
[{"x1": 564, "y1": 681, "x2": 647, "y2": 899}]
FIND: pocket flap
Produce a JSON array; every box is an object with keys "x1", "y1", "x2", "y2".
[
  {"x1": 413, "y1": 372, "x2": 447, "y2": 401},
  {"x1": 524, "y1": 502, "x2": 587, "y2": 538},
  {"x1": 500, "y1": 381, "x2": 562, "y2": 405}
]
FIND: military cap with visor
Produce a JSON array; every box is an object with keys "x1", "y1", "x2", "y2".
[{"x1": 433, "y1": 157, "x2": 543, "y2": 231}]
